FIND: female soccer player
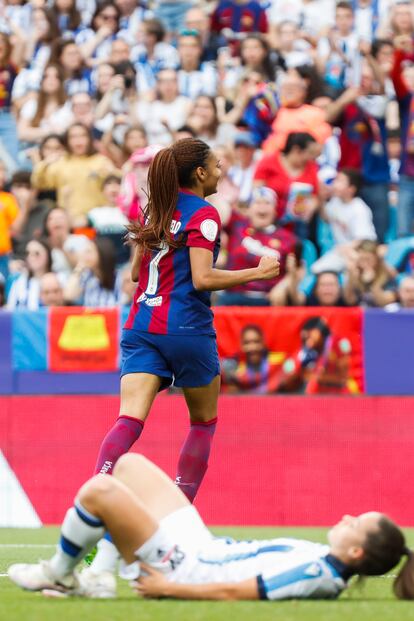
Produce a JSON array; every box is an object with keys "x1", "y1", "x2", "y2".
[
  {"x1": 8, "y1": 453, "x2": 414, "y2": 601},
  {"x1": 94, "y1": 138, "x2": 280, "y2": 503}
]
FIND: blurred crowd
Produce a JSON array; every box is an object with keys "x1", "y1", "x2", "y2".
[{"x1": 1, "y1": 0, "x2": 414, "y2": 315}]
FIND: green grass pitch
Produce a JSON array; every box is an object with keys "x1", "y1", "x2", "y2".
[{"x1": 2, "y1": 527, "x2": 414, "y2": 621}]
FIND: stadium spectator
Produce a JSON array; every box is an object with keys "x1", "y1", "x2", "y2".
[
  {"x1": 94, "y1": 61, "x2": 139, "y2": 147},
  {"x1": 115, "y1": 0, "x2": 153, "y2": 44},
  {"x1": 325, "y1": 57, "x2": 391, "y2": 242},
  {"x1": 270, "y1": 20, "x2": 312, "y2": 70},
  {"x1": 35, "y1": 134, "x2": 66, "y2": 167},
  {"x1": 43, "y1": 206, "x2": 89, "y2": 277},
  {"x1": 39, "y1": 271, "x2": 65, "y2": 307},
  {"x1": 262, "y1": 72, "x2": 332, "y2": 153},
  {"x1": 218, "y1": 70, "x2": 276, "y2": 144},
  {"x1": 210, "y1": 0, "x2": 269, "y2": 44},
  {"x1": 77, "y1": 2, "x2": 121, "y2": 66},
  {"x1": 312, "y1": 168, "x2": 377, "y2": 274},
  {"x1": 0, "y1": 32, "x2": 19, "y2": 166},
  {"x1": 93, "y1": 63, "x2": 116, "y2": 102},
  {"x1": 184, "y1": 6, "x2": 226, "y2": 62},
  {"x1": 64, "y1": 237, "x2": 119, "y2": 307},
  {"x1": 135, "y1": 68, "x2": 192, "y2": 145},
  {"x1": 391, "y1": 34, "x2": 414, "y2": 237},
  {"x1": 2, "y1": 0, "x2": 414, "y2": 317},
  {"x1": 9, "y1": 170, "x2": 51, "y2": 260},
  {"x1": 270, "y1": 264, "x2": 349, "y2": 307},
  {"x1": 385, "y1": 275, "x2": 414, "y2": 311},
  {"x1": 6, "y1": 238, "x2": 52, "y2": 310},
  {"x1": 17, "y1": 64, "x2": 69, "y2": 150},
  {"x1": 31, "y1": 123, "x2": 116, "y2": 225},
  {"x1": 254, "y1": 132, "x2": 320, "y2": 231},
  {"x1": 343, "y1": 239, "x2": 398, "y2": 307},
  {"x1": 176, "y1": 30, "x2": 217, "y2": 99},
  {"x1": 49, "y1": 38, "x2": 93, "y2": 97},
  {"x1": 102, "y1": 123, "x2": 147, "y2": 169},
  {"x1": 49, "y1": 0, "x2": 84, "y2": 39},
  {"x1": 188, "y1": 95, "x2": 236, "y2": 150},
  {"x1": 316, "y1": 1, "x2": 360, "y2": 97},
  {"x1": 0, "y1": 159, "x2": 19, "y2": 278},
  {"x1": 132, "y1": 18, "x2": 179, "y2": 94},
  {"x1": 89, "y1": 174, "x2": 130, "y2": 265},
  {"x1": 15, "y1": 8, "x2": 59, "y2": 99},
  {"x1": 216, "y1": 186, "x2": 298, "y2": 306},
  {"x1": 223, "y1": 33, "x2": 276, "y2": 92},
  {"x1": 379, "y1": 1, "x2": 414, "y2": 40},
  {"x1": 228, "y1": 131, "x2": 258, "y2": 205}
]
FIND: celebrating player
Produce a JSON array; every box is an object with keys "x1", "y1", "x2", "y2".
[
  {"x1": 94, "y1": 137, "x2": 280, "y2": 502},
  {"x1": 8, "y1": 453, "x2": 414, "y2": 600}
]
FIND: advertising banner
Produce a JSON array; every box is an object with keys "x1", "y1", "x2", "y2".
[
  {"x1": 215, "y1": 307, "x2": 364, "y2": 394},
  {"x1": 49, "y1": 307, "x2": 120, "y2": 372}
]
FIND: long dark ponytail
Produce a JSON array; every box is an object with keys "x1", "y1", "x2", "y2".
[{"x1": 128, "y1": 138, "x2": 211, "y2": 251}]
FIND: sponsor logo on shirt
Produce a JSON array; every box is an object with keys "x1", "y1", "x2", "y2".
[{"x1": 145, "y1": 296, "x2": 163, "y2": 307}]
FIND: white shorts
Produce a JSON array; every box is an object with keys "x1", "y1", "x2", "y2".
[{"x1": 159, "y1": 505, "x2": 213, "y2": 552}]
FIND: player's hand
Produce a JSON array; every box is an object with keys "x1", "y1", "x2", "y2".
[
  {"x1": 134, "y1": 564, "x2": 170, "y2": 599},
  {"x1": 256, "y1": 256, "x2": 280, "y2": 280}
]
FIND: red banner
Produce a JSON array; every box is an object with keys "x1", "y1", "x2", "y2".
[
  {"x1": 49, "y1": 307, "x2": 119, "y2": 372},
  {"x1": 214, "y1": 307, "x2": 364, "y2": 393}
]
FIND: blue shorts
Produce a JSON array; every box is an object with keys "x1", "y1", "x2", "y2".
[{"x1": 120, "y1": 329, "x2": 220, "y2": 389}]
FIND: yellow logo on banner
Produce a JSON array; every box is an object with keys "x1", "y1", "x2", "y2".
[{"x1": 58, "y1": 315, "x2": 110, "y2": 351}]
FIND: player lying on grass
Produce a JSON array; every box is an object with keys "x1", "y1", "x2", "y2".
[{"x1": 8, "y1": 454, "x2": 414, "y2": 600}]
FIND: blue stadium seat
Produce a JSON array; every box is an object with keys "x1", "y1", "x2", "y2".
[
  {"x1": 384, "y1": 203, "x2": 398, "y2": 244},
  {"x1": 385, "y1": 237, "x2": 414, "y2": 269}
]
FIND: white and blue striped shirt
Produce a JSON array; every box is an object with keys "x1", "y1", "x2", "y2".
[{"x1": 182, "y1": 537, "x2": 349, "y2": 600}]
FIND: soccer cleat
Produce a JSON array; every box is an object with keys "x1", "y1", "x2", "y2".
[
  {"x1": 8, "y1": 560, "x2": 79, "y2": 593},
  {"x1": 77, "y1": 567, "x2": 117, "y2": 598}
]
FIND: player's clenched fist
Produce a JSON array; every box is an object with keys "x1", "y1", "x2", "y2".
[{"x1": 256, "y1": 256, "x2": 280, "y2": 280}]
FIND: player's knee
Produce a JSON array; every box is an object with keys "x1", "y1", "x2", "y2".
[
  {"x1": 78, "y1": 474, "x2": 116, "y2": 505},
  {"x1": 113, "y1": 453, "x2": 148, "y2": 478}
]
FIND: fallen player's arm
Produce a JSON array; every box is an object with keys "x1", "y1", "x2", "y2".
[{"x1": 136, "y1": 565, "x2": 259, "y2": 600}]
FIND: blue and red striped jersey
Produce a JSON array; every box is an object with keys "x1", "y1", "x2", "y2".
[{"x1": 125, "y1": 190, "x2": 221, "y2": 335}]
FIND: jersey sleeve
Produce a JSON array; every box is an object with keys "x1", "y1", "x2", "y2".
[
  {"x1": 186, "y1": 206, "x2": 221, "y2": 252},
  {"x1": 256, "y1": 561, "x2": 340, "y2": 600}
]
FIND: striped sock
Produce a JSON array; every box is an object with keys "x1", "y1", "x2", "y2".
[{"x1": 49, "y1": 501, "x2": 106, "y2": 579}]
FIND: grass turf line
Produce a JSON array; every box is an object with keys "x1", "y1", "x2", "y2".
[{"x1": 2, "y1": 527, "x2": 414, "y2": 621}]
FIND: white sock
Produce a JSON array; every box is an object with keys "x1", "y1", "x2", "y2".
[
  {"x1": 135, "y1": 527, "x2": 185, "y2": 573},
  {"x1": 49, "y1": 502, "x2": 106, "y2": 579},
  {"x1": 89, "y1": 538, "x2": 119, "y2": 574}
]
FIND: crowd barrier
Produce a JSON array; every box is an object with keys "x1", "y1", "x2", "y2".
[
  {"x1": 1, "y1": 395, "x2": 414, "y2": 526},
  {"x1": 0, "y1": 306, "x2": 413, "y2": 395}
]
